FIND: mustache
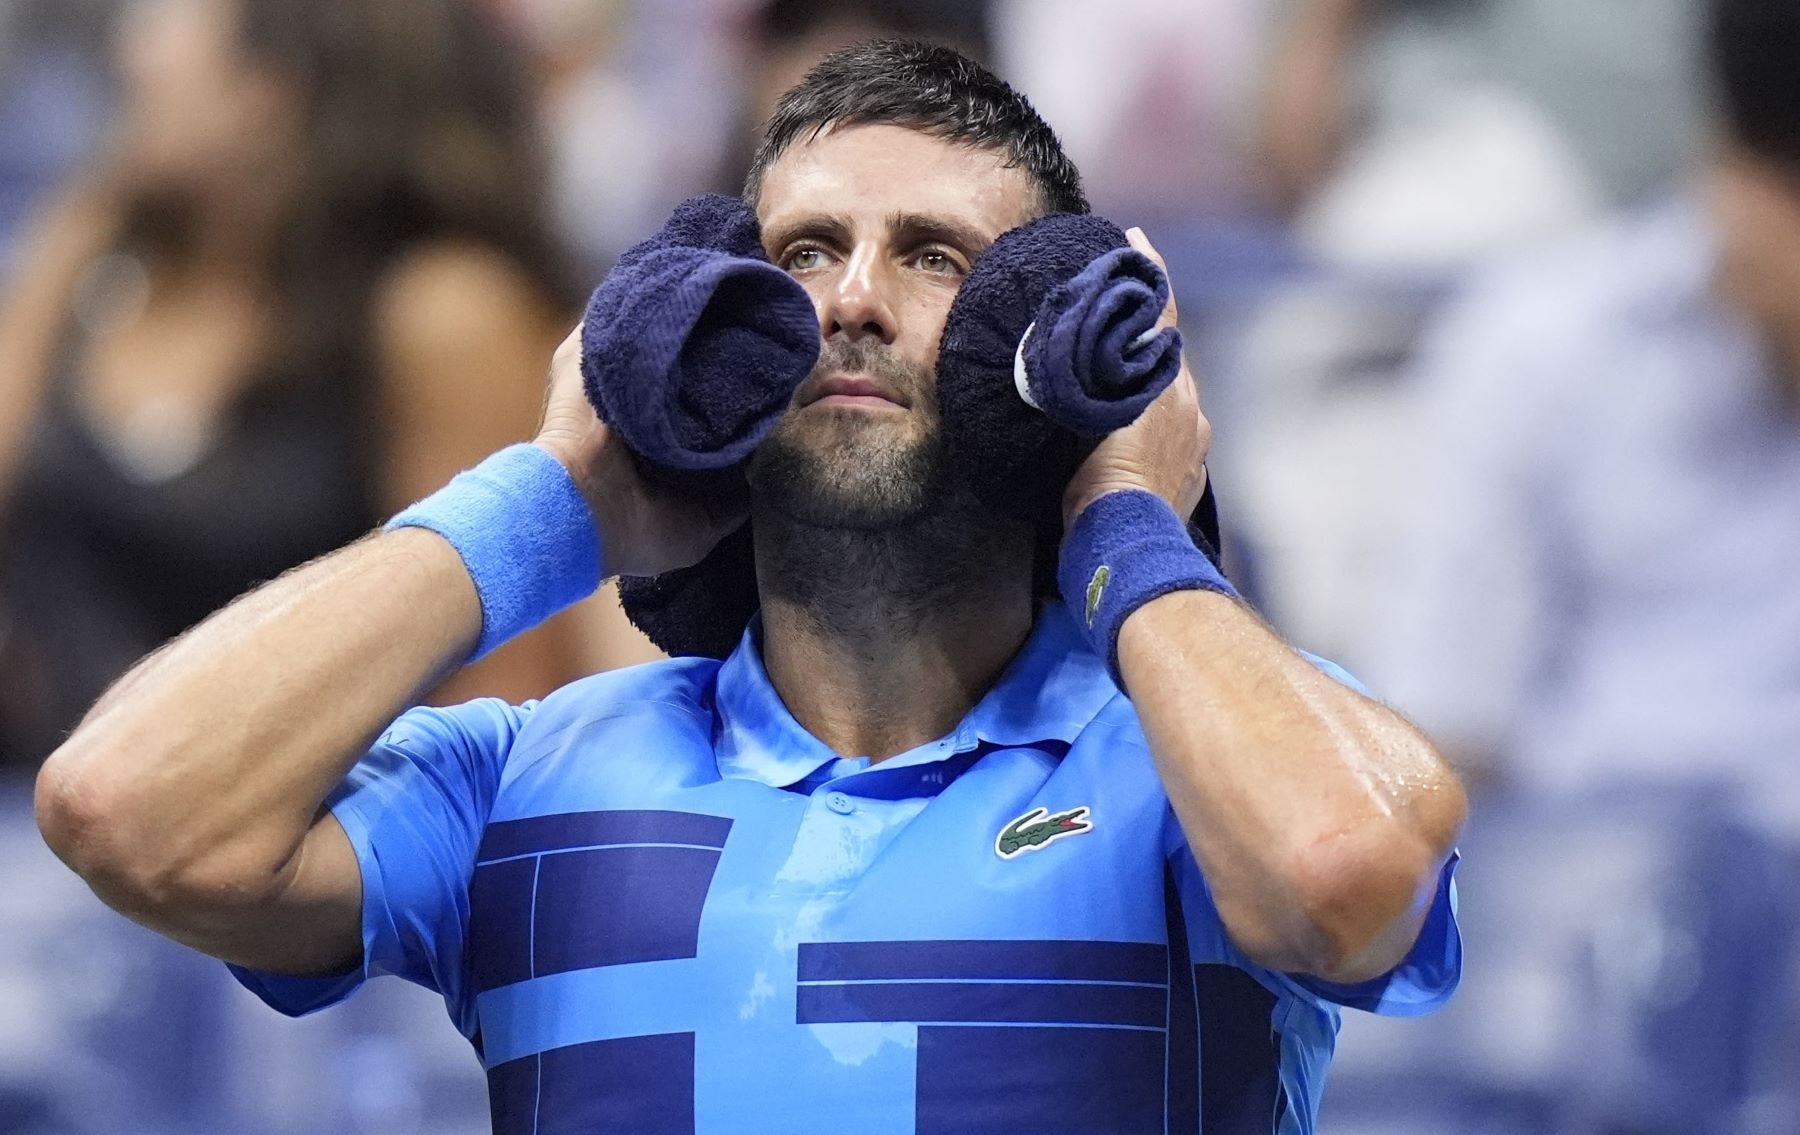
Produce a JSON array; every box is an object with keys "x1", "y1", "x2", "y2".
[{"x1": 805, "y1": 340, "x2": 933, "y2": 400}]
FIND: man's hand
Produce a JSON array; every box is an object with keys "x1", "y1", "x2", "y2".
[
  {"x1": 534, "y1": 326, "x2": 747, "y2": 578},
  {"x1": 1061, "y1": 229, "x2": 1211, "y2": 528}
]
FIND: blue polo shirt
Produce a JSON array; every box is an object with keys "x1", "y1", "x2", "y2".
[{"x1": 232, "y1": 606, "x2": 1461, "y2": 1134}]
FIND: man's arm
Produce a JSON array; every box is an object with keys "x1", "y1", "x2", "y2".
[
  {"x1": 34, "y1": 330, "x2": 738, "y2": 976},
  {"x1": 1065, "y1": 230, "x2": 1465, "y2": 984},
  {"x1": 1119, "y1": 592, "x2": 1463, "y2": 983},
  {"x1": 36, "y1": 530, "x2": 482, "y2": 974}
]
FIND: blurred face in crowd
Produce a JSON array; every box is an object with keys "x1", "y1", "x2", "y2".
[
  {"x1": 748, "y1": 123, "x2": 1038, "y2": 528},
  {"x1": 114, "y1": 0, "x2": 298, "y2": 192}
]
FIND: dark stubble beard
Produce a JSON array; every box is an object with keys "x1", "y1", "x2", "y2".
[
  {"x1": 747, "y1": 339, "x2": 942, "y2": 531},
  {"x1": 746, "y1": 340, "x2": 1032, "y2": 638}
]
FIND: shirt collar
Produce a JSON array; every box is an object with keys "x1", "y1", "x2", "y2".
[{"x1": 712, "y1": 604, "x2": 1119, "y2": 789}]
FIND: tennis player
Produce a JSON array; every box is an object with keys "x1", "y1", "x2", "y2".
[{"x1": 37, "y1": 40, "x2": 1464, "y2": 1133}]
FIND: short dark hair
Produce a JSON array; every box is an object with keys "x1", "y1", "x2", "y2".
[
  {"x1": 744, "y1": 39, "x2": 1089, "y2": 217},
  {"x1": 1709, "y1": 0, "x2": 1800, "y2": 167}
]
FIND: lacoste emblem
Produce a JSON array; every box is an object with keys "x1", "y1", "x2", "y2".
[
  {"x1": 995, "y1": 806, "x2": 1094, "y2": 859},
  {"x1": 1084, "y1": 566, "x2": 1111, "y2": 627}
]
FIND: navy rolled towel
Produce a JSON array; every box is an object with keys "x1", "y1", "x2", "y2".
[
  {"x1": 617, "y1": 522, "x2": 760, "y2": 659},
  {"x1": 937, "y1": 213, "x2": 1183, "y2": 525},
  {"x1": 580, "y1": 194, "x2": 820, "y2": 495}
]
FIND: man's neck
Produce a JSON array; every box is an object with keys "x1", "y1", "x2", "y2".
[{"x1": 752, "y1": 505, "x2": 1036, "y2": 761}]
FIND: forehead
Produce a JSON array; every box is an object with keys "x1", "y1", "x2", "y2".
[{"x1": 756, "y1": 122, "x2": 1039, "y2": 242}]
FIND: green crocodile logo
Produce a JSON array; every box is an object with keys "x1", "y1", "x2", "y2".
[
  {"x1": 1084, "y1": 565, "x2": 1111, "y2": 627},
  {"x1": 995, "y1": 806, "x2": 1094, "y2": 859}
]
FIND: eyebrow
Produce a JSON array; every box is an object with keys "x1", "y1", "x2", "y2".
[
  {"x1": 761, "y1": 211, "x2": 996, "y2": 258},
  {"x1": 762, "y1": 214, "x2": 853, "y2": 256},
  {"x1": 886, "y1": 212, "x2": 993, "y2": 257}
]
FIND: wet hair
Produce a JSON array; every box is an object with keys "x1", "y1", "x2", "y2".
[
  {"x1": 743, "y1": 38, "x2": 1088, "y2": 217},
  {"x1": 1709, "y1": 0, "x2": 1800, "y2": 167}
]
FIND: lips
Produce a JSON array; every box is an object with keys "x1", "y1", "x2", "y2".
[{"x1": 800, "y1": 373, "x2": 909, "y2": 408}]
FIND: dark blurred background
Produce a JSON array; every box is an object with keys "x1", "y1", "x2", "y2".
[{"x1": 1, "y1": 0, "x2": 1796, "y2": 1132}]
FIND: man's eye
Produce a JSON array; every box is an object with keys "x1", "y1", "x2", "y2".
[
  {"x1": 915, "y1": 249, "x2": 963, "y2": 276},
  {"x1": 786, "y1": 248, "x2": 827, "y2": 271}
]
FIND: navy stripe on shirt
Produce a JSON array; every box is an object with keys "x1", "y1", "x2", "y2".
[
  {"x1": 797, "y1": 939, "x2": 1167, "y2": 984},
  {"x1": 477, "y1": 809, "x2": 732, "y2": 862},
  {"x1": 797, "y1": 978, "x2": 1167, "y2": 1029}
]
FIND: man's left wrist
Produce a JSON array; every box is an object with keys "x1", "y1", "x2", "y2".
[
  {"x1": 1063, "y1": 478, "x2": 1157, "y2": 530},
  {"x1": 1057, "y1": 488, "x2": 1237, "y2": 684}
]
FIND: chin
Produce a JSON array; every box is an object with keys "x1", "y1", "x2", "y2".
[{"x1": 748, "y1": 414, "x2": 945, "y2": 530}]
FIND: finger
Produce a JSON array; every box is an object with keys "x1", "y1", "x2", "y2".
[
  {"x1": 549, "y1": 325, "x2": 584, "y2": 382},
  {"x1": 1126, "y1": 226, "x2": 1179, "y2": 326},
  {"x1": 1125, "y1": 225, "x2": 1166, "y2": 269}
]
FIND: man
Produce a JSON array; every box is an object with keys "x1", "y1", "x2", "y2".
[{"x1": 35, "y1": 41, "x2": 1464, "y2": 1133}]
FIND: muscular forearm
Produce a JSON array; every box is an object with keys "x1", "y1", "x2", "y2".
[
  {"x1": 1119, "y1": 588, "x2": 1464, "y2": 981},
  {"x1": 35, "y1": 313, "x2": 738, "y2": 936},
  {"x1": 36, "y1": 528, "x2": 480, "y2": 909}
]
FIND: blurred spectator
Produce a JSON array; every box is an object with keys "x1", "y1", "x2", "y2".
[
  {"x1": 1258, "y1": 0, "x2": 1599, "y2": 273},
  {"x1": 0, "y1": 0, "x2": 601, "y2": 768},
  {"x1": 1258, "y1": 0, "x2": 1705, "y2": 267},
  {"x1": 1209, "y1": 0, "x2": 1703, "y2": 658},
  {"x1": 1358, "y1": 0, "x2": 1800, "y2": 834}
]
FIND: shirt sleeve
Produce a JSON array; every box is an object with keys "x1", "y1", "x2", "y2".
[
  {"x1": 1166, "y1": 838, "x2": 1463, "y2": 1018},
  {"x1": 1163, "y1": 653, "x2": 1464, "y2": 1016},
  {"x1": 1281, "y1": 852, "x2": 1462, "y2": 1016},
  {"x1": 227, "y1": 697, "x2": 533, "y2": 1030}
]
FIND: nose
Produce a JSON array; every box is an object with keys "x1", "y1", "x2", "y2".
[{"x1": 820, "y1": 244, "x2": 898, "y2": 346}]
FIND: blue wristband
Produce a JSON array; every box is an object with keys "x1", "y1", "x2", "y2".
[
  {"x1": 1057, "y1": 489, "x2": 1238, "y2": 684},
  {"x1": 386, "y1": 443, "x2": 602, "y2": 661}
]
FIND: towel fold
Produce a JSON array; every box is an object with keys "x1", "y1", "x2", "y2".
[
  {"x1": 937, "y1": 213, "x2": 1182, "y2": 525},
  {"x1": 617, "y1": 522, "x2": 760, "y2": 659},
  {"x1": 1021, "y1": 245, "x2": 1181, "y2": 431},
  {"x1": 580, "y1": 194, "x2": 820, "y2": 497}
]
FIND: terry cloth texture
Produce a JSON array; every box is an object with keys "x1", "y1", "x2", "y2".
[
  {"x1": 618, "y1": 521, "x2": 760, "y2": 659},
  {"x1": 580, "y1": 194, "x2": 820, "y2": 500},
  {"x1": 937, "y1": 213, "x2": 1183, "y2": 527}
]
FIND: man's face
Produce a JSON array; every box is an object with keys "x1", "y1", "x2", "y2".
[{"x1": 748, "y1": 123, "x2": 1039, "y2": 528}]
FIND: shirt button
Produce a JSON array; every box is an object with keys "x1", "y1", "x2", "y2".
[{"x1": 824, "y1": 791, "x2": 855, "y2": 815}]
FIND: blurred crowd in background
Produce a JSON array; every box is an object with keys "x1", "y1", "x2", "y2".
[{"x1": 1, "y1": 0, "x2": 1796, "y2": 1133}]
